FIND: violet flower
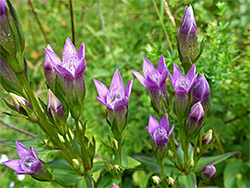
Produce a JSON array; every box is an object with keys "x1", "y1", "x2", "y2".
[
  {"x1": 47, "y1": 89, "x2": 63, "y2": 120},
  {"x1": 94, "y1": 69, "x2": 133, "y2": 132},
  {"x1": 186, "y1": 102, "x2": 204, "y2": 137},
  {"x1": 2, "y1": 141, "x2": 53, "y2": 181},
  {"x1": 131, "y1": 56, "x2": 168, "y2": 116},
  {"x1": 44, "y1": 37, "x2": 86, "y2": 119},
  {"x1": 169, "y1": 63, "x2": 197, "y2": 118},
  {"x1": 203, "y1": 165, "x2": 216, "y2": 178},
  {"x1": 193, "y1": 74, "x2": 210, "y2": 112},
  {"x1": 147, "y1": 114, "x2": 174, "y2": 159},
  {"x1": 178, "y1": 5, "x2": 197, "y2": 72}
]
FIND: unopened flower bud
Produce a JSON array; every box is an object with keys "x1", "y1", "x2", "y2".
[
  {"x1": 72, "y1": 159, "x2": 80, "y2": 170},
  {"x1": 57, "y1": 134, "x2": 65, "y2": 143},
  {"x1": 193, "y1": 74, "x2": 210, "y2": 112},
  {"x1": 152, "y1": 175, "x2": 161, "y2": 185},
  {"x1": 9, "y1": 93, "x2": 32, "y2": 116},
  {"x1": 202, "y1": 129, "x2": 213, "y2": 145},
  {"x1": 186, "y1": 102, "x2": 204, "y2": 137},
  {"x1": 112, "y1": 165, "x2": 122, "y2": 176},
  {"x1": 188, "y1": 158, "x2": 194, "y2": 169},
  {"x1": 47, "y1": 89, "x2": 63, "y2": 120},
  {"x1": 178, "y1": 5, "x2": 197, "y2": 71},
  {"x1": 167, "y1": 177, "x2": 175, "y2": 187},
  {"x1": 203, "y1": 165, "x2": 216, "y2": 178},
  {"x1": 0, "y1": 58, "x2": 22, "y2": 94}
]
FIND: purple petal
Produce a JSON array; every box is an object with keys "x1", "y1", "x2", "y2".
[
  {"x1": 145, "y1": 76, "x2": 160, "y2": 89},
  {"x1": 186, "y1": 64, "x2": 196, "y2": 81},
  {"x1": 30, "y1": 146, "x2": 39, "y2": 160},
  {"x1": 188, "y1": 73, "x2": 197, "y2": 93},
  {"x1": 44, "y1": 44, "x2": 54, "y2": 70},
  {"x1": 63, "y1": 37, "x2": 78, "y2": 63},
  {"x1": 56, "y1": 64, "x2": 74, "y2": 78},
  {"x1": 113, "y1": 97, "x2": 129, "y2": 110},
  {"x1": 96, "y1": 97, "x2": 112, "y2": 109},
  {"x1": 159, "y1": 68, "x2": 168, "y2": 87},
  {"x1": 94, "y1": 79, "x2": 109, "y2": 100},
  {"x1": 110, "y1": 69, "x2": 124, "y2": 92},
  {"x1": 125, "y1": 79, "x2": 133, "y2": 98},
  {"x1": 157, "y1": 56, "x2": 167, "y2": 74},
  {"x1": 74, "y1": 58, "x2": 87, "y2": 78},
  {"x1": 172, "y1": 63, "x2": 184, "y2": 83},
  {"x1": 160, "y1": 114, "x2": 169, "y2": 132},
  {"x1": 131, "y1": 70, "x2": 147, "y2": 87},
  {"x1": 2, "y1": 159, "x2": 22, "y2": 172},
  {"x1": 44, "y1": 48, "x2": 62, "y2": 66},
  {"x1": 15, "y1": 171, "x2": 33, "y2": 175},
  {"x1": 143, "y1": 58, "x2": 156, "y2": 78},
  {"x1": 78, "y1": 42, "x2": 85, "y2": 59},
  {"x1": 148, "y1": 114, "x2": 159, "y2": 131},
  {"x1": 168, "y1": 124, "x2": 175, "y2": 137},
  {"x1": 16, "y1": 141, "x2": 33, "y2": 159}
]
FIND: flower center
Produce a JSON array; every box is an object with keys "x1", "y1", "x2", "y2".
[
  {"x1": 107, "y1": 88, "x2": 124, "y2": 109},
  {"x1": 175, "y1": 77, "x2": 190, "y2": 92},
  {"x1": 146, "y1": 70, "x2": 160, "y2": 86},
  {"x1": 153, "y1": 127, "x2": 168, "y2": 144},
  {"x1": 21, "y1": 156, "x2": 41, "y2": 173},
  {"x1": 62, "y1": 55, "x2": 79, "y2": 75}
]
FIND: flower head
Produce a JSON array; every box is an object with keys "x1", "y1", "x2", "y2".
[
  {"x1": 186, "y1": 102, "x2": 204, "y2": 137},
  {"x1": 44, "y1": 37, "x2": 86, "y2": 119},
  {"x1": 131, "y1": 56, "x2": 168, "y2": 115},
  {"x1": 203, "y1": 165, "x2": 216, "y2": 178},
  {"x1": 169, "y1": 63, "x2": 197, "y2": 117},
  {"x1": 193, "y1": 74, "x2": 210, "y2": 111},
  {"x1": 9, "y1": 93, "x2": 32, "y2": 116},
  {"x1": 47, "y1": 89, "x2": 63, "y2": 120},
  {"x1": 178, "y1": 5, "x2": 197, "y2": 66},
  {"x1": 147, "y1": 114, "x2": 174, "y2": 146},
  {"x1": 2, "y1": 141, "x2": 42, "y2": 174},
  {"x1": 94, "y1": 69, "x2": 133, "y2": 111}
]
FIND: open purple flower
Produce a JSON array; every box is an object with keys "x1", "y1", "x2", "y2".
[
  {"x1": 131, "y1": 56, "x2": 168, "y2": 115},
  {"x1": 147, "y1": 114, "x2": 174, "y2": 146},
  {"x1": 169, "y1": 63, "x2": 197, "y2": 117},
  {"x1": 178, "y1": 5, "x2": 197, "y2": 71},
  {"x1": 44, "y1": 37, "x2": 86, "y2": 118},
  {"x1": 94, "y1": 69, "x2": 133, "y2": 133},
  {"x1": 193, "y1": 74, "x2": 210, "y2": 112},
  {"x1": 2, "y1": 141, "x2": 42, "y2": 175},
  {"x1": 94, "y1": 69, "x2": 133, "y2": 111}
]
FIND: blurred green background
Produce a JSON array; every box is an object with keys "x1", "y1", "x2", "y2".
[{"x1": 0, "y1": 0, "x2": 249, "y2": 187}]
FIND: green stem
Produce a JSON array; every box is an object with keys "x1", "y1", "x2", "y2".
[
  {"x1": 152, "y1": 0, "x2": 173, "y2": 52},
  {"x1": 159, "y1": 161, "x2": 165, "y2": 184}
]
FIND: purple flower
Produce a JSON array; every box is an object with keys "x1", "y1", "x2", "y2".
[
  {"x1": 44, "y1": 37, "x2": 86, "y2": 118},
  {"x1": 2, "y1": 141, "x2": 42, "y2": 175},
  {"x1": 186, "y1": 102, "x2": 204, "y2": 137},
  {"x1": 9, "y1": 93, "x2": 32, "y2": 116},
  {"x1": 94, "y1": 69, "x2": 133, "y2": 132},
  {"x1": 131, "y1": 56, "x2": 168, "y2": 115},
  {"x1": 47, "y1": 89, "x2": 63, "y2": 120},
  {"x1": 169, "y1": 63, "x2": 197, "y2": 117},
  {"x1": 193, "y1": 74, "x2": 210, "y2": 112},
  {"x1": 178, "y1": 5, "x2": 197, "y2": 67},
  {"x1": 147, "y1": 114, "x2": 174, "y2": 146},
  {"x1": 203, "y1": 165, "x2": 216, "y2": 178},
  {"x1": 94, "y1": 69, "x2": 133, "y2": 111}
]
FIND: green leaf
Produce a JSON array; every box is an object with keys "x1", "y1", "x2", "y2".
[
  {"x1": 177, "y1": 144, "x2": 194, "y2": 166},
  {"x1": 97, "y1": 172, "x2": 120, "y2": 188},
  {"x1": 194, "y1": 152, "x2": 237, "y2": 173},
  {"x1": 48, "y1": 159, "x2": 82, "y2": 187},
  {"x1": 178, "y1": 172, "x2": 196, "y2": 188},
  {"x1": 89, "y1": 162, "x2": 106, "y2": 174},
  {"x1": 2, "y1": 137, "x2": 52, "y2": 155},
  {"x1": 132, "y1": 155, "x2": 180, "y2": 176}
]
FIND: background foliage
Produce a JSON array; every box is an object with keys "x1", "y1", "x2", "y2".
[{"x1": 0, "y1": 0, "x2": 249, "y2": 187}]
